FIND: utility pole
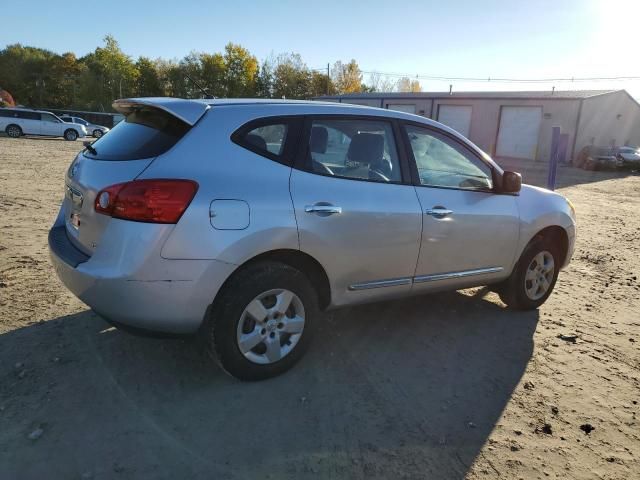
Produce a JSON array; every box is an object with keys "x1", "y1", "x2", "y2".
[{"x1": 326, "y1": 63, "x2": 330, "y2": 95}]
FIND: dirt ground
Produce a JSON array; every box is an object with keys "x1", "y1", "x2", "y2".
[{"x1": 1, "y1": 136, "x2": 639, "y2": 480}]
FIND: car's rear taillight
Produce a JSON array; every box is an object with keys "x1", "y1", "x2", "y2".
[{"x1": 95, "y1": 179, "x2": 198, "y2": 223}]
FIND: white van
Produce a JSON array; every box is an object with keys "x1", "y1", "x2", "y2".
[{"x1": 0, "y1": 108, "x2": 87, "y2": 141}]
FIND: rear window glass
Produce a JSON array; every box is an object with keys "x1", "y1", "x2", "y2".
[
  {"x1": 84, "y1": 106, "x2": 190, "y2": 160},
  {"x1": 243, "y1": 124, "x2": 288, "y2": 156}
]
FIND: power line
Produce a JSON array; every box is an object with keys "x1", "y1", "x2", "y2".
[{"x1": 358, "y1": 70, "x2": 640, "y2": 83}]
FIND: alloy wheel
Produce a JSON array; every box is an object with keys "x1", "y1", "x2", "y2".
[
  {"x1": 7, "y1": 126, "x2": 20, "y2": 138},
  {"x1": 524, "y1": 250, "x2": 555, "y2": 300},
  {"x1": 236, "y1": 289, "x2": 305, "y2": 365}
]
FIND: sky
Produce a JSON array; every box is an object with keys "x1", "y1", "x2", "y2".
[{"x1": 1, "y1": 0, "x2": 639, "y2": 97}]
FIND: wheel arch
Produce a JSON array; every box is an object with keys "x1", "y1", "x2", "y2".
[
  {"x1": 525, "y1": 225, "x2": 569, "y2": 267},
  {"x1": 217, "y1": 249, "x2": 332, "y2": 311},
  {"x1": 5, "y1": 123, "x2": 22, "y2": 135}
]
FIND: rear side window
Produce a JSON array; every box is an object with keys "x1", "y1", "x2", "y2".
[
  {"x1": 232, "y1": 117, "x2": 302, "y2": 166},
  {"x1": 84, "y1": 106, "x2": 190, "y2": 161},
  {"x1": 16, "y1": 111, "x2": 40, "y2": 120}
]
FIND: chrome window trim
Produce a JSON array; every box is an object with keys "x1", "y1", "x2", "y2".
[{"x1": 413, "y1": 267, "x2": 503, "y2": 284}]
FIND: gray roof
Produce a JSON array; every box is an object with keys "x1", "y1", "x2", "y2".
[{"x1": 316, "y1": 89, "x2": 620, "y2": 101}]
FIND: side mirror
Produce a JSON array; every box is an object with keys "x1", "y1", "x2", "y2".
[{"x1": 502, "y1": 171, "x2": 522, "y2": 193}]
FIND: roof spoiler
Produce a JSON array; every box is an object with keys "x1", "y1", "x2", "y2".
[{"x1": 112, "y1": 97, "x2": 210, "y2": 126}]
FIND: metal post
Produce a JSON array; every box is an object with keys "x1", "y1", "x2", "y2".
[
  {"x1": 326, "y1": 63, "x2": 330, "y2": 95},
  {"x1": 548, "y1": 126, "x2": 561, "y2": 190}
]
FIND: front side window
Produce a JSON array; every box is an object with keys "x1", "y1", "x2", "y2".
[
  {"x1": 308, "y1": 118, "x2": 401, "y2": 183},
  {"x1": 41, "y1": 113, "x2": 60, "y2": 123},
  {"x1": 405, "y1": 125, "x2": 493, "y2": 190}
]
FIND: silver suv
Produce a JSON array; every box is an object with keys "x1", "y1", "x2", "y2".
[{"x1": 49, "y1": 98, "x2": 576, "y2": 380}]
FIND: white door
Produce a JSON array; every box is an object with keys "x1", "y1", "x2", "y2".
[
  {"x1": 402, "y1": 123, "x2": 519, "y2": 291},
  {"x1": 496, "y1": 106, "x2": 542, "y2": 159},
  {"x1": 437, "y1": 105, "x2": 472, "y2": 138},
  {"x1": 387, "y1": 104, "x2": 416, "y2": 114},
  {"x1": 40, "y1": 113, "x2": 64, "y2": 136}
]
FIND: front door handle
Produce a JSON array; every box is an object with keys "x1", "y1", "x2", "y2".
[
  {"x1": 426, "y1": 206, "x2": 453, "y2": 218},
  {"x1": 305, "y1": 204, "x2": 342, "y2": 215}
]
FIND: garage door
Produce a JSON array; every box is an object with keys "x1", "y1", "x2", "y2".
[
  {"x1": 496, "y1": 106, "x2": 542, "y2": 159},
  {"x1": 387, "y1": 104, "x2": 416, "y2": 114},
  {"x1": 437, "y1": 105, "x2": 472, "y2": 138}
]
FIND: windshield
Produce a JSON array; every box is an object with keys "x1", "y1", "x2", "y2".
[{"x1": 83, "y1": 106, "x2": 190, "y2": 161}]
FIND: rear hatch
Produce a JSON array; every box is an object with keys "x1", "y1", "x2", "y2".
[{"x1": 62, "y1": 99, "x2": 208, "y2": 255}]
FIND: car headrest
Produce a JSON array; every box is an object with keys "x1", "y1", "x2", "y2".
[
  {"x1": 347, "y1": 133, "x2": 384, "y2": 165},
  {"x1": 310, "y1": 126, "x2": 328, "y2": 154},
  {"x1": 246, "y1": 133, "x2": 267, "y2": 152}
]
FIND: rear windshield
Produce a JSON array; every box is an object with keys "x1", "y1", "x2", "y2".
[{"x1": 84, "y1": 106, "x2": 190, "y2": 160}]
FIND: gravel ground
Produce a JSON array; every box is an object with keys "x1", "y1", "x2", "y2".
[{"x1": 0, "y1": 136, "x2": 639, "y2": 479}]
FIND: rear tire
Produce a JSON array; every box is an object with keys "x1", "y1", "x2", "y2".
[
  {"x1": 64, "y1": 129, "x2": 78, "y2": 141},
  {"x1": 203, "y1": 261, "x2": 318, "y2": 381},
  {"x1": 5, "y1": 124, "x2": 22, "y2": 138},
  {"x1": 498, "y1": 238, "x2": 560, "y2": 310}
]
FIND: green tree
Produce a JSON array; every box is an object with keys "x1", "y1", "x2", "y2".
[
  {"x1": 255, "y1": 59, "x2": 274, "y2": 98},
  {"x1": 81, "y1": 35, "x2": 139, "y2": 110},
  {"x1": 200, "y1": 53, "x2": 226, "y2": 97},
  {"x1": 332, "y1": 59, "x2": 363, "y2": 94},
  {"x1": 136, "y1": 57, "x2": 163, "y2": 96},
  {"x1": 272, "y1": 53, "x2": 312, "y2": 99},
  {"x1": 223, "y1": 43, "x2": 258, "y2": 97}
]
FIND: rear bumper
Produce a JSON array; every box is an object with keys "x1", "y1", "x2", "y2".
[{"x1": 48, "y1": 222, "x2": 236, "y2": 334}]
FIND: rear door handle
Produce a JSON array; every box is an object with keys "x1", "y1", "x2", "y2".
[
  {"x1": 305, "y1": 204, "x2": 342, "y2": 215},
  {"x1": 426, "y1": 206, "x2": 453, "y2": 218}
]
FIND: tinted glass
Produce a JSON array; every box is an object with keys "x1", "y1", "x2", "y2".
[
  {"x1": 16, "y1": 111, "x2": 40, "y2": 120},
  {"x1": 406, "y1": 125, "x2": 492, "y2": 190},
  {"x1": 84, "y1": 106, "x2": 190, "y2": 161},
  {"x1": 74, "y1": 118, "x2": 89, "y2": 126},
  {"x1": 308, "y1": 119, "x2": 401, "y2": 183},
  {"x1": 243, "y1": 124, "x2": 288, "y2": 156}
]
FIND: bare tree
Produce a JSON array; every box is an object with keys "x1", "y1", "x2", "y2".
[
  {"x1": 367, "y1": 72, "x2": 398, "y2": 92},
  {"x1": 397, "y1": 76, "x2": 422, "y2": 92}
]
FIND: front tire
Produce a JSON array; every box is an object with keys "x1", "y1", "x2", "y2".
[
  {"x1": 499, "y1": 239, "x2": 560, "y2": 310},
  {"x1": 5, "y1": 124, "x2": 22, "y2": 138},
  {"x1": 93, "y1": 129, "x2": 103, "y2": 138},
  {"x1": 64, "y1": 129, "x2": 78, "y2": 141},
  {"x1": 204, "y1": 261, "x2": 318, "y2": 381}
]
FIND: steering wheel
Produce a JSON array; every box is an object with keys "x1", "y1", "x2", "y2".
[
  {"x1": 368, "y1": 169, "x2": 390, "y2": 182},
  {"x1": 313, "y1": 160, "x2": 334, "y2": 176}
]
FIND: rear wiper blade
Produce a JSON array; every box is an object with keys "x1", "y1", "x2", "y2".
[{"x1": 83, "y1": 141, "x2": 97, "y2": 155}]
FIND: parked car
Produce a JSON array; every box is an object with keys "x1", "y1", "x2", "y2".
[
  {"x1": 0, "y1": 107, "x2": 86, "y2": 140},
  {"x1": 59, "y1": 115, "x2": 110, "y2": 138},
  {"x1": 49, "y1": 98, "x2": 577, "y2": 380},
  {"x1": 575, "y1": 145, "x2": 622, "y2": 170},
  {"x1": 615, "y1": 146, "x2": 640, "y2": 168}
]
